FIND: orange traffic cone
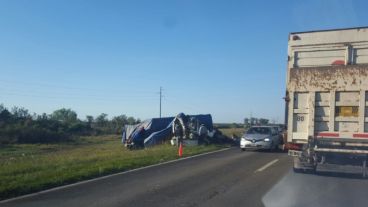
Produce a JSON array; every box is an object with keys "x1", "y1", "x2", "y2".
[{"x1": 178, "y1": 143, "x2": 183, "y2": 157}]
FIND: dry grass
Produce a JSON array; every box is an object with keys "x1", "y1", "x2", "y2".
[{"x1": 218, "y1": 128, "x2": 245, "y2": 138}]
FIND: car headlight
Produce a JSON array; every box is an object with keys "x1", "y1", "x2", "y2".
[{"x1": 264, "y1": 138, "x2": 270, "y2": 142}]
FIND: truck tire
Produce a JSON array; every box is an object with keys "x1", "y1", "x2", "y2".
[{"x1": 293, "y1": 167, "x2": 303, "y2": 173}]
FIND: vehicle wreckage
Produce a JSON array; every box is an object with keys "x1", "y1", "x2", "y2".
[{"x1": 122, "y1": 113, "x2": 222, "y2": 149}]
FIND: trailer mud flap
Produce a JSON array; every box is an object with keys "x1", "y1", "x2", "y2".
[{"x1": 288, "y1": 150, "x2": 302, "y2": 157}]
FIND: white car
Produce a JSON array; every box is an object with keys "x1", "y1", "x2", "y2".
[{"x1": 240, "y1": 126, "x2": 280, "y2": 151}]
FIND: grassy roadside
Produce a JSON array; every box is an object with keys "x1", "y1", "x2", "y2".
[
  {"x1": 0, "y1": 135, "x2": 225, "y2": 200},
  {"x1": 218, "y1": 128, "x2": 245, "y2": 138}
]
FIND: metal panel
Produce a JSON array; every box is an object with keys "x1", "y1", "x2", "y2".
[
  {"x1": 353, "y1": 47, "x2": 368, "y2": 64},
  {"x1": 335, "y1": 117, "x2": 359, "y2": 122},
  {"x1": 287, "y1": 92, "x2": 294, "y2": 143},
  {"x1": 359, "y1": 91, "x2": 366, "y2": 132},
  {"x1": 289, "y1": 28, "x2": 368, "y2": 68},
  {"x1": 336, "y1": 91, "x2": 359, "y2": 103},
  {"x1": 335, "y1": 93, "x2": 359, "y2": 116},
  {"x1": 315, "y1": 92, "x2": 330, "y2": 102},
  {"x1": 329, "y1": 91, "x2": 336, "y2": 132},
  {"x1": 294, "y1": 49, "x2": 345, "y2": 67},
  {"x1": 289, "y1": 28, "x2": 368, "y2": 47},
  {"x1": 334, "y1": 91, "x2": 360, "y2": 133},
  {"x1": 315, "y1": 121, "x2": 329, "y2": 132},
  {"x1": 335, "y1": 121, "x2": 358, "y2": 132},
  {"x1": 287, "y1": 27, "x2": 368, "y2": 142},
  {"x1": 291, "y1": 92, "x2": 309, "y2": 141},
  {"x1": 315, "y1": 92, "x2": 330, "y2": 133},
  {"x1": 292, "y1": 113, "x2": 308, "y2": 133},
  {"x1": 288, "y1": 66, "x2": 368, "y2": 92},
  {"x1": 294, "y1": 92, "x2": 309, "y2": 109},
  {"x1": 315, "y1": 106, "x2": 329, "y2": 117},
  {"x1": 364, "y1": 123, "x2": 368, "y2": 132},
  {"x1": 308, "y1": 92, "x2": 315, "y2": 136},
  {"x1": 315, "y1": 117, "x2": 329, "y2": 122}
]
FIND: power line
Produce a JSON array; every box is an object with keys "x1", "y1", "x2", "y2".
[
  {"x1": 0, "y1": 79, "x2": 155, "y2": 94},
  {"x1": 0, "y1": 91, "x2": 157, "y2": 103},
  {"x1": 0, "y1": 88, "x2": 157, "y2": 99}
]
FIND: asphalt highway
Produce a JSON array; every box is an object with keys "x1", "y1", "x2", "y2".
[{"x1": 2, "y1": 147, "x2": 368, "y2": 207}]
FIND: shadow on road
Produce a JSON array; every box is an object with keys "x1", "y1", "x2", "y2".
[
  {"x1": 243, "y1": 149, "x2": 287, "y2": 154},
  {"x1": 314, "y1": 171, "x2": 365, "y2": 180}
]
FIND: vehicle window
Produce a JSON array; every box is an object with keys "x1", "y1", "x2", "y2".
[{"x1": 246, "y1": 127, "x2": 271, "y2": 135}]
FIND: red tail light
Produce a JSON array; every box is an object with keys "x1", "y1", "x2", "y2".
[{"x1": 285, "y1": 143, "x2": 302, "y2": 150}]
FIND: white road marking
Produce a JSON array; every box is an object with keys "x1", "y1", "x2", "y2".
[{"x1": 255, "y1": 159, "x2": 279, "y2": 173}]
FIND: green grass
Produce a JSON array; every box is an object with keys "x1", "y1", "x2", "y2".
[
  {"x1": 0, "y1": 135, "x2": 225, "y2": 200},
  {"x1": 218, "y1": 127, "x2": 245, "y2": 138}
]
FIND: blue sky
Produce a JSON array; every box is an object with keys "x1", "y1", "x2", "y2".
[{"x1": 0, "y1": 0, "x2": 366, "y2": 123}]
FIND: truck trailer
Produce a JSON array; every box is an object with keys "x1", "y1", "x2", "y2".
[{"x1": 285, "y1": 27, "x2": 368, "y2": 176}]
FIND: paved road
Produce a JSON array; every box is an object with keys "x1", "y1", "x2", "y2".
[
  {"x1": 263, "y1": 167, "x2": 368, "y2": 207},
  {"x1": 2, "y1": 147, "x2": 368, "y2": 207}
]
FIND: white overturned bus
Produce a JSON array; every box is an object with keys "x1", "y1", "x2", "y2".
[{"x1": 285, "y1": 27, "x2": 368, "y2": 176}]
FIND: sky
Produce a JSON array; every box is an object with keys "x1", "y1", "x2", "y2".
[{"x1": 0, "y1": 0, "x2": 367, "y2": 123}]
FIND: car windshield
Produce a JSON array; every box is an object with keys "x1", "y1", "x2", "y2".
[{"x1": 246, "y1": 127, "x2": 271, "y2": 135}]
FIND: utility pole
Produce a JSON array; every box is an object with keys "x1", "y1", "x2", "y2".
[
  {"x1": 250, "y1": 111, "x2": 252, "y2": 126},
  {"x1": 159, "y1": 87, "x2": 162, "y2": 118}
]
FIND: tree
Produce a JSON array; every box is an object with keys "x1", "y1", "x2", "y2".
[
  {"x1": 0, "y1": 104, "x2": 5, "y2": 113},
  {"x1": 259, "y1": 118, "x2": 269, "y2": 125},
  {"x1": 0, "y1": 104, "x2": 11, "y2": 122},
  {"x1": 0, "y1": 108, "x2": 12, "y2": 123},
  {"x1": 86, "y1": 115, "x2": 94, "y2": 124},
  {"x1": 85, "y1": 115, "x2": 94, "y2": 130},
  {"x1": 37, "y1": 113, "x2": 49, "y2": 121},
  {"x1": 95, "y1": 113, "x2": 108, "y2": 128},
  {"x1": 50, "y1": 108, "x2": 78, "y2": 124},
  {"x1": 127, "y1": 117, "x2": 136, "y2": 125},
  {"x1": 230, "y1": 123, "x2": 239, "y2": 128},
  {"x1": 11, "y1": 106, "x2": 30, "y2": 119},
  {"x1": 244, "y1": 118, "x2": 250, "y2": 128},
  {"x1": 111, "y1": 115, "x2": 127, "y2": 125},
  {"x1": 111, "y1": 115, "x2": 128, "y2": 134},
  {"x1": 250, "y1": 117, "x2": 257, "y2": 126}
]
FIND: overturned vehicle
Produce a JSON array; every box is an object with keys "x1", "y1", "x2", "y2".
[{"x1": 122, "y1": 113, "x2": 215, "y2": 149}]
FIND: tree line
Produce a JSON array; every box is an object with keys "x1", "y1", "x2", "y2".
[{"x1": 0, "y1": 104, "x2": 140, "y2": 144}]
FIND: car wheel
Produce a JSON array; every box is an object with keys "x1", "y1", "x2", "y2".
[{"x1": 241, "y1": 148, "x2": 245, "y2": 152}]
